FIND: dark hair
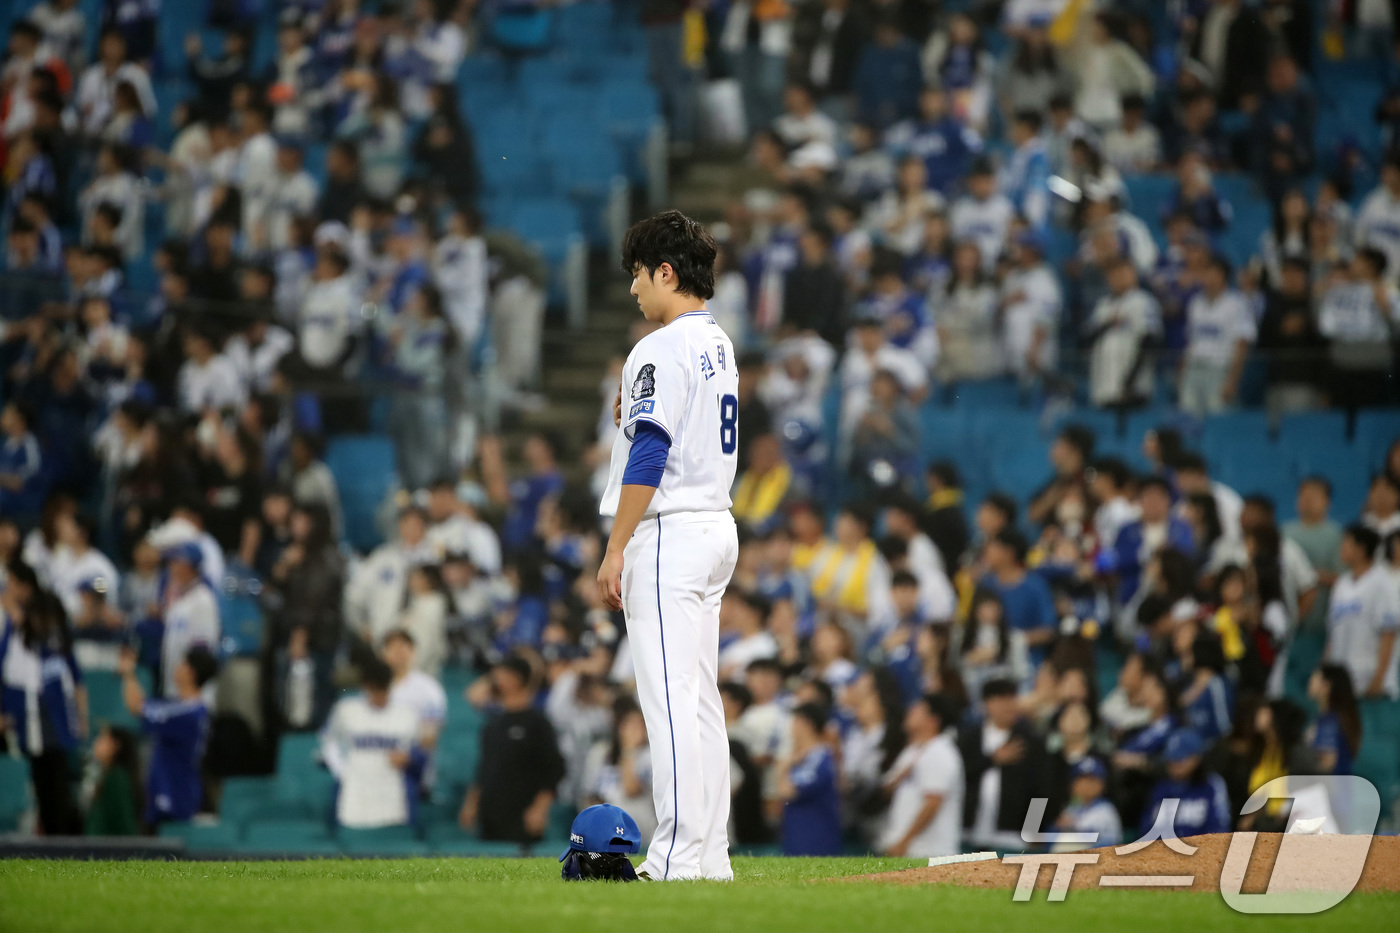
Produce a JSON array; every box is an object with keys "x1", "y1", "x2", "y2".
[
  {"x1": 620, "y1": 210, "x2": 717, "y2": 300},
  {"x1": 1263, "y1": 698, "x2": 1307, "y2": 756},
  {"x1": 360, "y1": 656, "x2": 393, "y2": 692},
  {"x1": 99, "y1": 725, "x2": 143, "y2": 821},
  {"x1": 1174, "y1": 451, "x2": 1208, "y2": 475},
  {"x1": 719, "y1": 681, "x2": 752, "y2": 712},
  {"x1": 1185, "y1": 492, "x2": 1221, "y2": 554},
  {"x1": 803, "y1": 678, "x2": 835, "y2": 712},
  {"x1": 1315, "y1": 663, "x2": 1362, "y2": 757},
  {"x1": 1191, "y1": 630, "x2": 1227, "y2": 675},
  {"x1": 1013, "y1": 109, "x2": 1044, "y2": 133},
  {"x1": 981, "y1": 492, "x2": 1019, "y2": 526},
  {"x1": 981, "y1": 677, "x2": 1018, "y2": 701},
  {"x1": 746, "y1": 657, "x2": 783, "y2": 678},
  {"x1": 962, "y1": 588, "x2": 1010, "y2": 663},
  {"x1": 1242, "y1": 493, "x2": 1277, "y2": 518},
  {"x1": 1358, "y1": 246, "x2": 1389, "y2": 276},
  {"x1": 869, "y1": 668, "x2": 907, "y2": 771},
  {"x1": 991, "y1": 527, "x2": 1029, "y2": 565},
  {"x1": 877, "y1": 534, "x2": 909, "y2": 565},
  {"x1": 606, "y1": 695, "x2": 643, "y2": 764},
  {"x1": 1092, "y1": 456, "x2": 1132, "y2": 489},
  {"x1": 1058, "y1": 424, "x2": 1096, "y2": 462},
  {"x1": 494, "y1": 654, "x2": 533, "y2": 688},
  {"x1": 1136, "y1": 593, "x2": 1173, "y2": 629},
  {"x1": 891, "y1": 569, "x2": 919, "y2": 589},
  {"x1": 927, "y1": 460, "x2": 962, "y2": 489},
  {"x1": 1139, "y1": 475, "x2": 1173, "y2": 498},
  {"x1": 792, "y1": 701, "x2": 828, "y2": 734},
  {"x1": 186, "y1": 646, "x2": 219, "y2": 688},
  {"x1": 1344, "y1": 523, "x2": 1381, "y2": 559},
  {"x1": 1299, "y1": 474, "x2": 1333, "y2": 499},
  {"x1": 915, "y1": 691, "x2": 954, "y2": 728}
]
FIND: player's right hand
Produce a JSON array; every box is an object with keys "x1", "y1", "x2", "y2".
[
  {"x1": 612, "y1": 383, "x2": 622, "y2": 427},
  {"x1": 597, "y1": 549, "x2": 625, "y2": 611}
]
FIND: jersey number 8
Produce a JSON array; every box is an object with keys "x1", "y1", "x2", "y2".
[{"x1": 719, "y1": 394, "x2": 737, "y2": 455}]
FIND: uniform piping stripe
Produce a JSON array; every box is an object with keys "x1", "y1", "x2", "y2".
[{"x1": 656, "y1": 513, "x2": 678, "y2": 878}]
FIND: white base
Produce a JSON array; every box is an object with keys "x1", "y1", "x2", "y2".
[{"x1": 927, "y1": 852, "x2": 1000, "y2": 867}]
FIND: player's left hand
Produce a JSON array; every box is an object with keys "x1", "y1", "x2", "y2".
[
  {"x1": 597, "y1": 549, "x2": 625, "y2": 611},
  {"x1": 612, "y1": 384, "x2": 622, "y2": 427}
]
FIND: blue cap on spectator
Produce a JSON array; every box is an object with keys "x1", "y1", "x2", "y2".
[
  {"x1": 275, "y1": 135, "x2": 304, "y2": 151},
  {"x1": 1071, "y1": 756, "x2": 1107, "y2": 780},
  {"x1": 1016, "y1": 229, "x2": 1046, "y2": 253},
  {"x1": 164, "y1": 541, "x2": 204, "y2": 567},
  {"x1": 1165, "y1": 729, "x2": 1205, "y2": 763},
  {"x1": 391, "y1": 216, "x2": 418, "y2": 237}
]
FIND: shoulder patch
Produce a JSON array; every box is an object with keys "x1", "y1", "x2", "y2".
[
  {"x1": 631, "y1": 363, "x2": 656, "y2": 400},
  {"x1": 628, "y1": 400, "x2": 654, "y2": 418}
]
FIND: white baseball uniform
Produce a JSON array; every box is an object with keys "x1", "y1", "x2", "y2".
[{"x1": 600, "y1": 308, "x2": 740, "y2": 881}]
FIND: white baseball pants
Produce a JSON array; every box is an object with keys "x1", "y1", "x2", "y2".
[{"x1": 622, "y1": 510, "x2": 738, "y2": 881}]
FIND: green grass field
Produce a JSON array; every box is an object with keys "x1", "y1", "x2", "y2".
[{"x1": 1, "y1": 857, "x2": 1396, "y2": 933}]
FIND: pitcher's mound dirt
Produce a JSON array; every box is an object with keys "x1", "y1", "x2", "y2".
[{"x1": 847, "y1": 834, "x2": 1400, "y2": 893}]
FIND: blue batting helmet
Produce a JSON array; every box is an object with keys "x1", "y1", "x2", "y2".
[{"x1": 559, "y1": 804, "x2": 642, "y2": 882}]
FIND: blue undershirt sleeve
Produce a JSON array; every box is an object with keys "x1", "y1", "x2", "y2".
[{"x1": 622, "y1": 420, "x2": 671, "y2": 487}]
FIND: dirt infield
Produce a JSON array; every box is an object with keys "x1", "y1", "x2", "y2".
[{"x1": 848, "y1": 834, "x2": 1400, "y2": 893}]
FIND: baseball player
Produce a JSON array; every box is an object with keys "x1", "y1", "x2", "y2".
[{"x1": 597, "y1": 210, "x2": 740, "y2": 881}]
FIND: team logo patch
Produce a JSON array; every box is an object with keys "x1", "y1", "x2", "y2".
[
  {"x1": 631, "y1": 363, "x2": 656, "y2": 400},
  {"x1": 629, "y1": 400, "x2": 654, "y2": 418}
]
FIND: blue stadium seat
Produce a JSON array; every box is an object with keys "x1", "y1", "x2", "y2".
[
  {"x1": 917, "y1": 406, "x2": 969, "y2": 465},
  {"x1": 243, "y1": 818, "x2": 334, "y2": 849},
  {"x1": 218, "y1": 592, "x2": 264, "y2": 657},
  {"x1": 0, "y1": 756, "x2": 31, "y2": 832},
  {"x1": 947, "y1": 379, "x2": 1026, "y2": 411},
  {"x1": 324, "y1": 435, "x2": 397, "y2": 553},
  {"x1": 1356, "y1": 409, "x2": 1400, "y2": 469},
  {"x1": 84, "y1": 669, "x2": 146, "y2": 732},
  {"x1": 1201, "y1": 411, "x2": 1272, "y2": 465},
  {"x1": 337, "y1": 824, "x2": 421, "y2": 854},
  {"x1": 1277, "y1": 411, "x2": 1350, "y2": 451},
  {"x1": 158, "y1": 821, "x2": 240, "y2": 851},
  {"x1": 430, "y1": 835, "x2": 528, "y2": 857}
]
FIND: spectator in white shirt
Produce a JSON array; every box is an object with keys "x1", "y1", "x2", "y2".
[
  {"x1": 774, "y1": 81, "x2": 839, "y2": 149},
  {"x1": 424, "y1": 478, "x2": 501, "y2": 576},
  {"x1": 296, "y1": 249, "x2": 361, "y2": 374},
  {"x1": 1355, "y1": 154, "x2": 1400, "y2": 278},
  {"x1": 878, "y1": 692, "x2": 964, "y2": 857},
  {"x1": 49, "y1": 512, "x2": 120, "y2": 623},
  {"x1": 1319, "y1": 248, "x2": 1398, "y2": 343},
  {"x1": 158, "y1": 542, "x2": 221, "y2": 701},
  {"x1": 1180, "y1": 255, "x2": 1256, "y2": 416},
  {"x1": 79, "y1": 143, "x2": 144, "y2": 260},
  {"x1": 433, "y1": 207, "x2": 490, "y2": 348},
  {"x1": 1327, "y1": 525, "x2": 1400, "y2": 699},
  {"x1": 1000, "y1": 230, "x2": 1064, "y2": 381},
  {"x1": 718, "y1": 591, "x2": 780, "y2": 683},
  {"x1": 177, "y1": 326, "x2": 247, "y2": 414},
  {"x1": 384, "y1": 628, "x2": 446, "y2": 775},
  {"x1": 839, "y1": 316, "x2": 927, "y2": 455},
  {"x1": 950, "y1": 159, "x2": 1014, "y2": 271},
  {"x1": 345, "y1": 507, "x2": 436, "y2": 648},
  {"x1": 1086, "y1": 257, "x2": 1161, "y2": 406},
  {"x1": 262, "y1": 142, "x2": 319, "y2": 254},
  {"x1": 322, "y1": 658, "x2": 423, "y2": 828},
  {"x1": 30, "y1": 0, "x2": 86, "y2": 77},
  {"x1": 1091, "y1": 457, "x2": 1140, "y2": 551},
  {"x1": 1363, "y1": 474, "x2": 1400, "y2": 540},
  {"x1": 1102, "y1": 93, "x2": 1161, "y2": 175},
  {"x1": 75, "y1": 29, "x2": 155, "y2": 139}
]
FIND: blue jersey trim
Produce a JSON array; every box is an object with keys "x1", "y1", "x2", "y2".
[{"x1": 622, "y1": 421, "x2": 670, "y2": 487}]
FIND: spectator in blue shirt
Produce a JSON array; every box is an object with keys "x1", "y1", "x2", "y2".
[
  {"x1": 979, "y1": 528, "x2": 1057, "y2": 671},
  {"x1": 778, "y1": 703, "x2": 843, "y2": 856},
  {"x1": 0, "y1": 402, "x2": 45, "y2": 520},
  {"x1": 1139, "y1": 729, "x2": 1233, "y2": 839},
  {"x1": 1307, "y1": 664, "x2": 1361, "y2": 776},
  {"x1": 883, "y1": 86, "x2": 982, "y2": 195},
  {"x1": 1111, "y1": 476, "x2": 1196, "y2": 605},
  {"x1": 853, "y1": 16, "x2": 923, "y2": 130},
  {"x1": 1175, "y1": 627, "x2": 1233, "y2": 742},
  {"x1": 496, "y1": 431, "x2": 566, "y2": 554},
  {"x1": 1112, "y1": 662, "x2": 1178, "y2": 827},
  {"x1": 119, "y1": 643, "x2": 219, "y2": 826}
]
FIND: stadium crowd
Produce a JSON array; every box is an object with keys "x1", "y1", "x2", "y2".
[{"x1": 2, "y1": 0, "x2": 1400, "y2": 858}]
